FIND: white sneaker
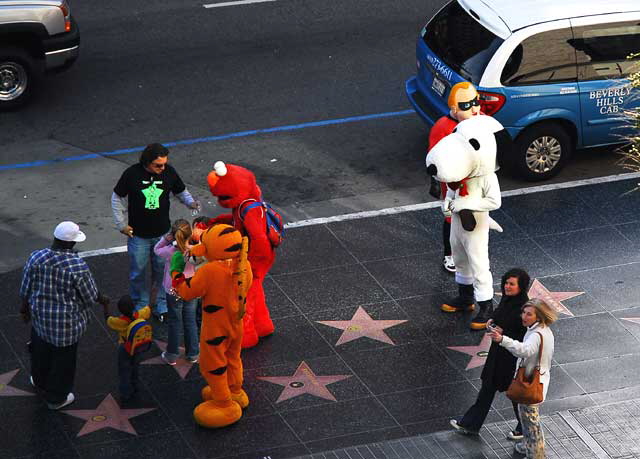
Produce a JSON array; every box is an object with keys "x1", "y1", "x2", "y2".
[
  {"x1": 507, "y1": 429, "x2": 524, "y2": 441},
  {"x1": 47, "y1": 392, "x2": 75, "y2": 410},
  {"x1": 514, "y1": 441, "x2": 526, "y2": 455},
  {"x1": 161, "y1": 351, "x2": 177, "y2": 366},
  {"x1": 443, "y1": 256, "x2": 456, "y2": 273},
  {"x1": 449, "y1": 419, "x2": 478, "y2": 435},
  {"x1": 186, "y1": 356, "x2": 199, "y2": 364}
]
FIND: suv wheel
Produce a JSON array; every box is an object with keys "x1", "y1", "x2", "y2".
[
  {"x1": 0, "y1": 47, "x2": 38, "y2": 110},
  {"x1": 513, "y1": 123, "x2": 572, "y2": 181}
]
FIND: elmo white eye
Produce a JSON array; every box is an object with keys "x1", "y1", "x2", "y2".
[{"x1": 214, "y1": 161, "x2": 227, "y2": 176}]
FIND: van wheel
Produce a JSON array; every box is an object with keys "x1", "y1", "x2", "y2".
[
  {"x1": 0, "y1": 47, "x2": 38, "y2": 110},
  {"x1": 513, "y1": 123, "x2": 572, "y2": 181}
]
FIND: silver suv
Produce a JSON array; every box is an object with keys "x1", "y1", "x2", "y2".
[{"x1": 0, "y1": 0, "x2": 79, "y2": 109}]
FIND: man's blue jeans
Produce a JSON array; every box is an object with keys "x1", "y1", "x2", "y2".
[
  {"x1": 127, "y1": 235, "x2": 167, "y2": 314},
  {"x1": 165, "y1": 294, "x2": 199, "y2": 360}
]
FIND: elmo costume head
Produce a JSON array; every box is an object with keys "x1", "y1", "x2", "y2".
[{"x1": 207, "y1": 161, "x2": 261, "y2": 209}]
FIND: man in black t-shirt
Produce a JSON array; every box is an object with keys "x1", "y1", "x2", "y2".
[{"x1": 111, "y1": 143, "x2": 199, "y2": 321}]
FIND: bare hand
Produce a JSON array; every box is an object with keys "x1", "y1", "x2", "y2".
[
  {"x1": 486, "y1": 319, "x2": 503, "y2": 334},
  {"x1": 120, "y1": 225, "x2": 134, "y2": 238},
  {"x1": 488, "y1": 329, "x2": 503, "y2": 343}
]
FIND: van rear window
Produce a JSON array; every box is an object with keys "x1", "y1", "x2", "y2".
[{"x1": 423, "y1": 0, "x2": 503, "y2": 84}]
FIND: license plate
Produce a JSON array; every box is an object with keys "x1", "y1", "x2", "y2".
[{"x1": 431, "y1": 75, "x2": 446, "y2": 97}]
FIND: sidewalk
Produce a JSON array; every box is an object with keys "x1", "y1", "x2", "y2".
[
  {"x1": 299, "y1": 398, "x2": 640, "y2": 459},
  {"x1": 1, "y1": 177, "x2": 640, "y2": 459}
]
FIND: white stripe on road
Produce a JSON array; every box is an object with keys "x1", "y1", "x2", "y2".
[
  {"x1": 79, "y1": 171, "x2": 640, "y2": 259},
  {"x1": 203, "y1": 0, "x2": 276, "y2": 8}
]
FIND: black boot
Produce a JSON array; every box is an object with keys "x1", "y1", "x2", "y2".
[
  {"x1": 470, "y1": 299, "x2": 494, "y2": 330},
  {"x1": 441, "y1": 284, "x2": 475, "y2": 312}
]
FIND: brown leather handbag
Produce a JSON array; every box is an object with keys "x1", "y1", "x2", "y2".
[{"x1": 506, "y1": 332, "x2": 544, "y2": 405}]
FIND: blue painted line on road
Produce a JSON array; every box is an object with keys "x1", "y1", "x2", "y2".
[{"x1": 0, "y1": 109, "x2": 415, "y2": 172}]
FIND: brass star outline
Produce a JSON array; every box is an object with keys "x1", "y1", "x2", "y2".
[
  {"x1": 0, "y1": 369, "x2": 34, "y2": 397},
  {"x1": 62, "y1": 393, "x2": 155, "y2": 437},
  {"x1": 257, "y1": 361, "x2": 351, "y2": 403},
  {"x1": 317, "y1": 306, "x2": 407, "y2": 346},
  {"x1": 447, "y1": 333, "x2": 493, "y2": 370},
  {"x1": 528, "y1": 279, "x2": 584, "y2": 317}
]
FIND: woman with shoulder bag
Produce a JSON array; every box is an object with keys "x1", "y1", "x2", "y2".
[
  {"x1": 488, "y1": 298, "x2": 557, "y2": 458},
  {"x1": 449, "y1": 268, "x2": 530, "y2": 438}
]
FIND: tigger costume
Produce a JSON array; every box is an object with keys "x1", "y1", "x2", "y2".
[
  {"x1": 173, "y1": 224, "x2": 252, "y2": 428},
  {"x1": 206, "y1": 161, "x2": 276, "y2": 349}
]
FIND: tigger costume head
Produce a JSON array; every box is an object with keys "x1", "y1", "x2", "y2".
[
  {"x1": 207, "y1": 161, "x2": 261, "y2": 209},
  {"x1": 189, "y1": 224, "x2": 251, "y2": 319}
]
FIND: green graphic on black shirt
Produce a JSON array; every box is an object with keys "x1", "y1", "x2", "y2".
[{"x1": 141, "y1": 182, "x2": 164, "y2": 210}]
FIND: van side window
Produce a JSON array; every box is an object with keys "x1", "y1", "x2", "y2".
[
  {"x1": 501, "y1": 28, "x2": 577, "y2": 86},
  {"x1": 570, "y1": 21, "x2": 640, "y2": 81}
]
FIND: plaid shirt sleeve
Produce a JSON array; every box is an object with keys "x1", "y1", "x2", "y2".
[
  {"x1": 73, "y1": 260, "x2": 99, "y2": 307},
  {"x1": 19, "y1": 253, "x2": 34, "y2": 298}
]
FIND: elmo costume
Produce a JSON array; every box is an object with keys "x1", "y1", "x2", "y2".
[{"x1": 206, "y1": 161, "x2": 276, "y2": 348}]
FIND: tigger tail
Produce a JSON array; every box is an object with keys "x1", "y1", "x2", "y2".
[{"x1": 236, "y1": 236, "x2": 250, "y2": 320}]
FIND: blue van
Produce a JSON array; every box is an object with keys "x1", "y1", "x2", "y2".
[{"x1": 405, "y1": 0, "x2": 640, "y2": 180}]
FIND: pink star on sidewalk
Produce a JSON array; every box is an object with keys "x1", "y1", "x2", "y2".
[
  {"x1": 447, "y1": 333, "x2": 493, "y2": 370},
  {"x1": 62, "y1": 394, "x2": 155, "y2": 437},
  {"x1": 142, "y1": 340, "x2": 196, "y2": 379},
  {"x1": 622, "y1": 318, "x2": 640, "y2": 326},
  {"x1": 0, "y1": 369, "x2": 34, "y2": 397},
  {"x1": 257, "y1": 361, "x2": 351, "y2": 403},
  {"x1": 317, "y1": 306, "x2": 408, "y2": 346},
  {"x1": 528, "y1": 279, "x2": 584, "y2": 317}
]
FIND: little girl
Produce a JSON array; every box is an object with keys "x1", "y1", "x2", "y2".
[{"x1": 153, "y1": 219, "x2": 199, "y2": 364}]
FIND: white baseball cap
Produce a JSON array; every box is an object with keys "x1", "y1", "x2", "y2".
[{"x1": 53, "y1": 221, "x2": 86, "y2": 242}]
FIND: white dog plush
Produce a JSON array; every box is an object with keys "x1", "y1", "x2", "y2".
[{"x1": 425, "y1": 115, "x2": 511, "y2": 330}]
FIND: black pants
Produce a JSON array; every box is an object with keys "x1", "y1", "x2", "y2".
[
  {"x1": 443, "y1": 219, "x2": 452, "y2": 257},
  {"x1": 118, "y1": 345, "x2": 145, "y2": 399},
  {"x1": 30, "y1": 328, "x2": 78, "y2": 405},
  {"x1": 461, "y1": 380, "x2": 522, "y2": 433}
]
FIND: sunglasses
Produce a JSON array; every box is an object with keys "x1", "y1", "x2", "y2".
[{"x1": 458, "y1": 96, "x2": 480, "y2": 111}]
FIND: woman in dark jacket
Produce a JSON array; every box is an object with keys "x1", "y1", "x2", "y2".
[{"x1": 450, "y1": 268, "x2": 530, "y2": 439}]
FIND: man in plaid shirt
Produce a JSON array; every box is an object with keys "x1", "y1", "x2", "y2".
[{"x1": 20, "y1": 221, "x2": 110, "y2": 410}]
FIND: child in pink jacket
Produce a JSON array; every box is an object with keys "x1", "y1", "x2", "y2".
[{"x1": 153, "y1": 219, "x2": 198, "y2": 364}]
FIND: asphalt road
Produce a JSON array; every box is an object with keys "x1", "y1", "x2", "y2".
[{"x1": 0, "y1": 0, "x2": 630, "y2": 272}]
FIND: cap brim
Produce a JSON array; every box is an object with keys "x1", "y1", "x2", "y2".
[{"x1": 72, "y1": 231, "x2": 86, "y2": 242}]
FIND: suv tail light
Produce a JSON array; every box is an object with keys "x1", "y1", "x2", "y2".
[
  {"x1": 58, "y1": 1, "x2": 71, "y2": 32},
  {"x1": 478, "y1": 90, "x2": 506, "y2": 116}
]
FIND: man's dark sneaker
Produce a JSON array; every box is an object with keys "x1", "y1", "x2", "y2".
[
  {"x1": 507, "y1": 430, "x2": 524, "y2": 441},
  {"x1": 47, "y1": 392, "x2": 75, "y2": 410},
  {"x1": 441, "y1": 284, "x2": 475, "y2": 312},
  {"x1": 449, "y1": 419, "x2": 478, "y2": 435},
  {"x1": 470, "y1": 299, "x2": 494, "y2": 330}
]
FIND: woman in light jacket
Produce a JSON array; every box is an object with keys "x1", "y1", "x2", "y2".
[{"x1": 488, "y1": 298, "x2": 556, "y2": 458}]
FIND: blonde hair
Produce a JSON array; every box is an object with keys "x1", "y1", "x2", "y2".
[
  {"x1": 171, "y1": 219, "x2": 192, "y2": 253},
  {"x1": 448, "y1": 81, "x2": 476, "y2": 107},
  {"x1": 522, "y1": 298, "x2": 557, "y2": 326}
]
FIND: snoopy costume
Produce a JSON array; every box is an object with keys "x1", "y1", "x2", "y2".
[{"x1": 426, "y1": 115, "x2": 510, "y2": 329}]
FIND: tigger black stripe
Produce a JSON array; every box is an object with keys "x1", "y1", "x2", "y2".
[
  {"x1": 185, "y1": 278, "x2": 192, "y2": 288},
  {"x1": 206, "y1": 336, "x2": 228, "y2": 346},
  {"x1": 203, "y1": 305, "x2": 224, "y2": 313},
  {"x1": 219, "y1": 227, "x2": 236, "y2": 236},
  {"x1": 225, "y1": 243, "x2": 243, "y2": 252},
  {"x1": 209, "y1": 366, "x2": 227, "y2": 375}
]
